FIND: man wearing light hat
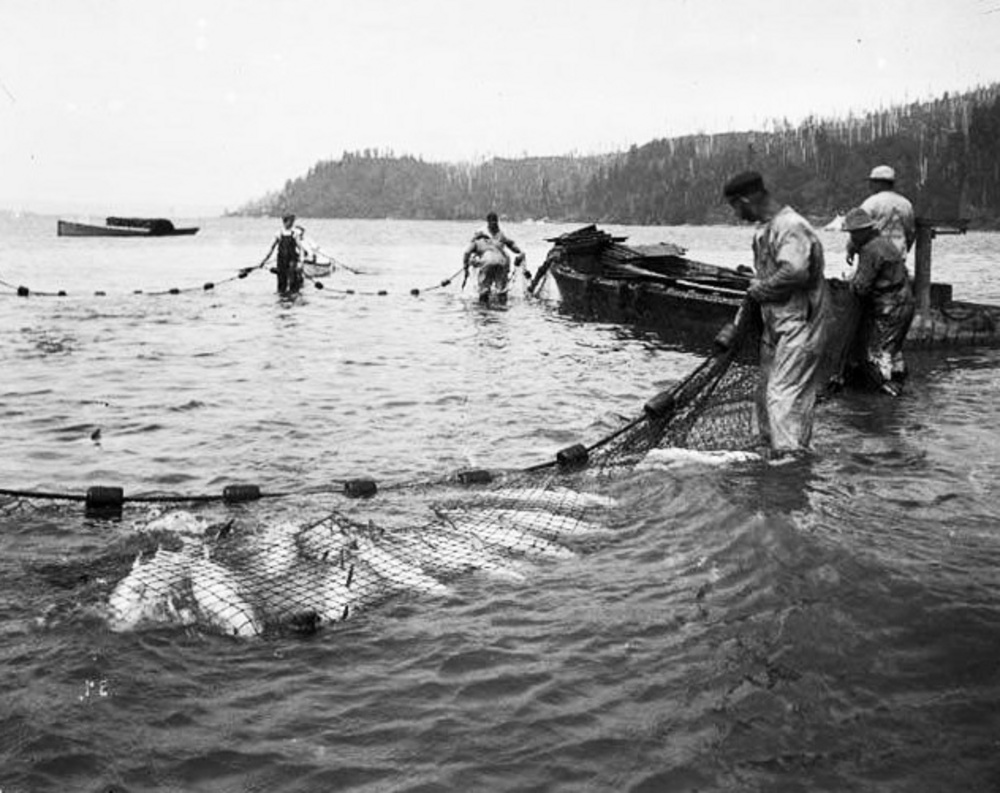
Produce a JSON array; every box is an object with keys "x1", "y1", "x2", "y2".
[
  {"x1": 856, "y1": 165, "x2": 916, "y2": 262},
  {"x1": 842, "y1": 206, "x2": 915, "y2": 395},
  {"x1": 723, "y1": 170, "x2": 829, "y2": 455}
]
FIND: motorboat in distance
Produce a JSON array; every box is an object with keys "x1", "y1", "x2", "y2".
[{"x1": 57, "y1": 217, "x2": 199, "y2": 237}]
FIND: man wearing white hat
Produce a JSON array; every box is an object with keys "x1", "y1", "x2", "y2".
[{"x1": 857, "y1": 165, "x2": 916, "y2": 262}]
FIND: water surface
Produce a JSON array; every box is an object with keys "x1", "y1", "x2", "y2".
[{"x1": 1, "y1": 215, "x2": 999, "y2": 792}]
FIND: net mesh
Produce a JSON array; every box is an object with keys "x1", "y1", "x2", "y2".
[{"x1": 40, "y1": 302, "x2": 764, "y2": 638}]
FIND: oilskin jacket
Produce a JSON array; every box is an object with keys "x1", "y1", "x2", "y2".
[{"x1": 750, "y1": 206, "x2": 829, "y2": 453}]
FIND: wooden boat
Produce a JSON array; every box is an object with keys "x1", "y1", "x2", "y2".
[
  {"x1": 538, "y1": 223, "x2": 1000, "y2": 353},
  {"x1": 301, "y1": 260, "x2": 332, "y2": 279},
  {"x1": 535, "y1": 225, "x2": 750, "y2": 349},
  {"x1": 57, "y1": 217, "x2": 199, "y2": 237}
]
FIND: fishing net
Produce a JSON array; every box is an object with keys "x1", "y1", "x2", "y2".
[{"x1": 39, "y1": 302, "x2": 764, "y2": 638}]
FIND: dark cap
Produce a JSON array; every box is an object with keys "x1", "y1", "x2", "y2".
[
  {"x1": 486, "y1": 211, "x2": 498, "y2": 223},
  {"x1": 722, "y1": 171, "x2": 766, "y2": 200},
  {"x1": 281, "y1": 213, "x2": 296, "y2": 223}
]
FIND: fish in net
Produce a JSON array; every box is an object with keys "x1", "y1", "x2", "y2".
[{"x1": 43, "y1": 301, "x2": 764, "y2": 638}]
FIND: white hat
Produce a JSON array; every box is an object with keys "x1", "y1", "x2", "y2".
[{"x1": 869, "y1": 165, "x2": 896, "y2": 181}]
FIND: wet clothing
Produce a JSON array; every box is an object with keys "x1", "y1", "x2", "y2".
[
  {"x1": 274, "y1": 230, "x2": 302, "y2": 294},
  {"x1": 850, "y1": 234, "x2": 915, "y2": 388},
  {"x1": 749, "y1": 206, "x2": 830, "y2": 453},
  {"x1": 463, "y1": 228, "x2": 523, "y2": 303},
  {"x1": 860, "y1": 190, "x2": 916, "y2": 260}
]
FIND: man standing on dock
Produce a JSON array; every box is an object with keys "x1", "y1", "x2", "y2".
[
  {"x1": 842, "y1": 207, "x2": 915, "y2": 396},
  {"x1": 856, "y1": 165, "x2": 916, "y2": 263},
  {"x1": 723, "y1": 171, "x2": 830, "y2": 456},
  {"x1": 462, "y1": 212, "x2": 526, "y2": 305}
]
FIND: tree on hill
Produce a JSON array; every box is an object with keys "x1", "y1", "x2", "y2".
[{"x1": 231, "y1": 83, "x2": 1000, "y2": 229}]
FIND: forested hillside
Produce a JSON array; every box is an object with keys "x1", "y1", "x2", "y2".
[{"x1": 235, "y1": 83, "x2": 1000, "y2": 228}]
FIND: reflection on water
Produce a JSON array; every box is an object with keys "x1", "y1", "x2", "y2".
[{"x1": 1, "y1": 216, "x2": 999, "y2": 791}]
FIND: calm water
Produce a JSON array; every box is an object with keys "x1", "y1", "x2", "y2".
[{"x1": 1, "y1": 214, "x2": 999, "y2": 792}]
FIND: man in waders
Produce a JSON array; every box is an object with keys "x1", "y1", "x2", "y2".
[
  {"x1": 260, "y1": 213, "x2": 304, "y2": 295},
  {"x1": 723, "y1": 171, "x2": 830, "y2": 456},
  {"x1": 842, "y1": 207, "x2": 915, "y2": 395},
  {"x1": 462, "y1": 212, "x2": 526, "y2": 305}
]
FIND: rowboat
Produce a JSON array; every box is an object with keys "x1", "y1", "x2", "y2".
[
  {"x1": 538, "y1": 223, "x2": 1000, "y2": 353},
  {"x1": 57, "y1": 217, "x2": 199, "y2": 237},
  {"x1": 535, "y1": 225, "x2": 750, "y2": 349},
  {"x1": 301, "y1": 260, "x2": 332, "y2": 278},
  {"x1": 297, "y1": 232, "x2": 337, "y2": 278}
]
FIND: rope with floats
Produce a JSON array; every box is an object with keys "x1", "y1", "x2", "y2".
[
  {"x1": 0, "y1": 262, "x2": 472, "y2": 301},
  {"x1": 0, "y1": 463, "x2": 512, "y2": 519},
  {"x1": 0, "y1": 262, "x2": 262, "y2": 299}
]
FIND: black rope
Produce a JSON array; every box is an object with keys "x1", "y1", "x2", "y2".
[
  {"x1": 0, "y1": 469, "x2": 487, "y2": 511},
  {"x1": 305, "y1": 266, "x2": 466, "y2": 298},
  {"x1": 0, "y1": 485, "x2": 289, "y2": 505},
  {"x1": 0, "y1": 263, "x2": 471, "y2": 302},
  {"x1": 0, "y1": 264, "x2": 262, "y2": 299}
]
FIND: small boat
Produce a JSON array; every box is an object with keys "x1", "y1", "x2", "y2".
[
  {"x1": 301, "y1": 260, "x2": 332, "y2": 279},
  {"x1": 539, "y1": 223, "x2": 1000, "y2": 354},
  {"x1": 297, "y1": 231, "x2": 337, "y2": 278},
  {"x1": 536, "y1": 225, "x2": 752, "y2": 349},
  {"x1": 57, "y1": 217, "x2": 199, "y2": 238}
]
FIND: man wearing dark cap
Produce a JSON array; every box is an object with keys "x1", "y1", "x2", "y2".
[
  {"x1": 841, "y1": 207, "x2": 915, "y2": 395},
  {"x1": 723, "y1": 170, "x2": 829, "y2": 454},
  {"x1": 462, "y1": 212, "x2": 526, "y2": 305}
]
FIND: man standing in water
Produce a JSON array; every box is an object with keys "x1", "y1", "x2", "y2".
[
  {"x1": 462, "y1": 212, "x2": 526, "y2": 304},
  {"x1": 850, "y1": 165, "x2": 916, "y2": 265},
  {"x1": 842, "y1": 207, "x2": 915, "y2": 395},
  {"x1": 260, "y1": 213, "x2": 304, "y2": 295},
  {"x1": 723, "y1": 171, "x2": 830, "y2": 456}
]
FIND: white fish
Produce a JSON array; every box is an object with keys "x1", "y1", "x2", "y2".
[
  {"x1": 441, "y1": 486, "x2": 616, "y2": 514},
  {"x1": 248, "y1": 560, "x2": 363, "y2": 626},
  {"x1": 389, "y1": 526, "x2": 527, "y2": 582},
  {"x1": 316, "y1": 566, "x2": 361, "y2": 623},
  {"x1": 249, "y1": 521, "x2": 301, "y2": 577},
  {"x1": 353, "y1": 534, "x2": 452, "y2": 597},
  {"x1": 296, "y1": 521, "x2": 353, "y2": 564},
  {"x1": 486, "y1": 508, "x2": 606, "y2": 539},
  {"x1": 439, "y1": 511, "x2": 575, "y2": 559},
  {"x1": 107, "y1": 547, "x2": 192, "y2": 631},
  {"x1": 189, "y1": 555, "x2": 261, "y2": 638},
  {"x1": 640, "y1": 447, "x2": 760, "y2": 469},
  {"x1": 142, "y1": 509, "x2": 212, "y2": 541}
]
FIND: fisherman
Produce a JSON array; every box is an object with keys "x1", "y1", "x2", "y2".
[
  {"x1": 260, "y1": 213, "x2": 304, "y2": 294},
  {"x1": 848, "y1": 165, "x2": 916, "y2": 265},
  {"x1": 294, "y1": 224, "x2": 315, "y2": 264},
  {"x1": 842, "y1": 207, "x2": 915, "y2": 395},
  {"x1": 462, "y1": 211, "x2": 526, "y2": 304},
  {"x1": 723, "y1": 170, "x2": 830, "y2": 456}
]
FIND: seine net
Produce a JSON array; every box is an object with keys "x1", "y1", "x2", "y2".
[{"x1": 40, "y1": 301, "x2": 764, "y2": 638}]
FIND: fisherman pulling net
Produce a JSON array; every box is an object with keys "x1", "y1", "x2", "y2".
[{"x1": 37, "y1": 301, "x2": 765, "y2": 638}]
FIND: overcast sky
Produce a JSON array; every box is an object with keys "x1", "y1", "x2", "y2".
[{"x1": 2, "y1": 0, "x2": 999, "y2": 216}]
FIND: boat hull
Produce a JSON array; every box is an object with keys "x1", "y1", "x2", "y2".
[
  {"x1": 546, "y1": 227, "x2": 1000, "y2": 353},
  {"x1": 550, "y1": 261, "x2": 743, "y2": 349},
  {"x1": 57, "y1": 220, "x2": 199, "y2": 238}
]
